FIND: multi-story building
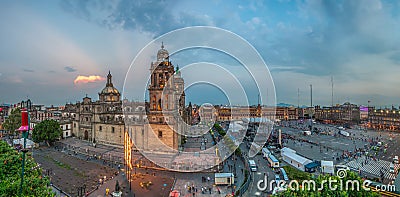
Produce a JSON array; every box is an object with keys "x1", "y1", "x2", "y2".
[
  {"x1": 214, "y1": 105, "x2": 297, "y2": 122},
  {"x1": 368, "y1": 107, "x2": 400, "y2": 131},
  {"x1": 64, "y1": 71, "x2": 125, "y2": 147},
  {"x1": 314, "y1": 102, "x2": 361, "y2": 123}
]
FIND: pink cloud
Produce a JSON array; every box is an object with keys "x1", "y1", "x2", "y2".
[{"x1": 74, "y1": 75, "x2": 105, "y2": 84}]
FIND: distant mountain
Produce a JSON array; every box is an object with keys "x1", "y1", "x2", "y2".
[
  {"x1": 276, "y1": 103, "x2": 309, "y2": 108},
  {"x1": 276, "y1": 103, "x2": 294, "y2": 107}
]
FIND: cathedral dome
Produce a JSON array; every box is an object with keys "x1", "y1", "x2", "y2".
[
  {"x1": 157, "y1": 42, "x2": 169, "y2": 61},
  {"x1": 99, "y1": 71, "x2": 121, "y2": 102},
  {"x1": 101, "y1": 86, "x2": 119, "y2": 94}
]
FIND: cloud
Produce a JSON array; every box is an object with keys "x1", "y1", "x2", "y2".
[
  {"x1": 60, "y1": 0, "x2": 216, "y2": 36},
  {"x1": 23, "y1": 69, "x2": 34, "y2": 72},
  {"x1": 64, "y1": 66, "x2": 77, "y2": 72},
  {"x1": 74, "y1": 75, "x2": 105, "y2": 84}
]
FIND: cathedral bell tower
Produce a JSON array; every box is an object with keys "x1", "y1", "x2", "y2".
[{"x1": 146, "y1": 43, "x2": 184, "y2": 150}]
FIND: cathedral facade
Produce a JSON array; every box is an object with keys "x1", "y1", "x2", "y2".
[{"x1": 64, "y1": 44, "x2": 190, "y2": 150}]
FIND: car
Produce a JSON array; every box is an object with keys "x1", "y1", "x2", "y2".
[{"x1": 394, "y1": 156, "x2": 399, "y2": 164}]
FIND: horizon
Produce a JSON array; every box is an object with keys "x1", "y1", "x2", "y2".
[{"x1": 1, "y1": 1, "x2": 400, "y2": 107}]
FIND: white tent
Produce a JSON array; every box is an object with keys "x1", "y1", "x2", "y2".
[
  {"x1": 281, "y1": 147, "x2": 296, "y2": 154},
  {"x1": 321, "y1": 160, "x2": 334, "y2": 174},
  {"x1": 13, "y1": 138, "x2": 34, "y2": 149},
  {"x1": 282, "y1": 151, "x2": 312, "y2": 171}
]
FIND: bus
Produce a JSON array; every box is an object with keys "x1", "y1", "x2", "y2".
[
  {"x1": 262, "y1": 148, "x2": 271, "y2": 158},
  {"x1": 268, "y1": 154, "x2": 280, "y2": 168},
  {"x1": 249, "y1": 160, "x2": 257, "y2": 172},
  {"x1": 280, "y1": 168, "x2": 289, "y2": 181}
]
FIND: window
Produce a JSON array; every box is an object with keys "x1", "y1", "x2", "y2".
[
  {"x1": 99, "y1": 126, "x2": 102, "y2": 131},
  {"x1": 85, "y1": 117, "x2": 89, "y2": 122},
  {"x1": 66, "y1": 125, "x2": 69, "y2": 130},
  {"x1": 158, "y1": 130, "x2": 163, "y2": 138},
  {"x1": 74, "y1": 123, "x2": 76, "y2": 128},
  {"x1": 112, "y1": 127, "x2": 115, "y2": 133}
]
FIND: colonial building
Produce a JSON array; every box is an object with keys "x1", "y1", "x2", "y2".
[
  {"x1": 213, "y1": 105, "x2": 298, "y2": 122},
  {"x1": 368, "y1": 107, "x2": 400, "y2": 131},
  {"x1": 67, "y1": 44, "x2": 190, "y2": 149},
  {"x1": 314, "y1": 102, "x2": 361, "y2": 123},
  {"x1": 64, "y1": 71, "x2": 124, "y2": 147},
  {"x1": 125, "y1": 43, "x2": 189, "y2": 151}
]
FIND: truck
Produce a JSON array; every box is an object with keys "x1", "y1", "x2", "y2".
[
  {"x1": 303, "y1": 130, "x2": 311, "y2": 136},
  {"x1": 339, "y1": 130, "x2": 350, "y2": 137}
]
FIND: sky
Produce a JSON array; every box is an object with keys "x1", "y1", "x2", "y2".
[{"x1": 1, "y1": 0, "x2": 400, "y2": 107}]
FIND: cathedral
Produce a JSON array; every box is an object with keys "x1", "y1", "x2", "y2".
[
  {"x1": 125, "y1": 43, "x2": 190, "y2": 151},
  {"x1": 64, "y1": 44, "x2": 191, "y2": 151}
]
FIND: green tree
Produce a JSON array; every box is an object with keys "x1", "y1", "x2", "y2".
[
  {"x1": 0, "y1": 141, "x2": 54, "y2": 196},
  {"x1": 274, "y1": 171, "x2": 380, "y2": 197},
  {"x1": 214, "y1": 123, "x2": 226, "y2": 136},
  {"x1": 32, "y1": 120, "x2": 62, "y2": 146},
  {"x1": 3, "y1": 108, "x2": 21, "y2": 137}
]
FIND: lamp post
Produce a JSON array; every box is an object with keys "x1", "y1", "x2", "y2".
[{"x1": 18, "y1": 99, "x2": 31, "y2": 196}]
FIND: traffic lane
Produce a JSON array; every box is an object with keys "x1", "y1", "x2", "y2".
[{"x1": 240, "y1": 142, "x2": 275, "y2": 196}]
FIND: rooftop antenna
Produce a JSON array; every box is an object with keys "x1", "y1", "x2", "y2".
[
  {"x1": 310, "y1": 84, "x2": 313, "y2": 107},
  {"x1": 331, "y1": 76, "x2": 334, "y2": 107},
  {"x1": 297, "y1": 88, "x2": 300, "y2": 108}
]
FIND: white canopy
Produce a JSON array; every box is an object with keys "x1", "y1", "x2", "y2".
[{"x1": 13, "y1": 138, "x2": 34, "y2": 148}]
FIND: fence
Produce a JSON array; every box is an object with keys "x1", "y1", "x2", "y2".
[{"x1": 235, "y1": 153, "x2": 252, "y2": 196}]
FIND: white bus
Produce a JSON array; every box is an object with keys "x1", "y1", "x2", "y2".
[
  {"x1": 262, "y1": 148, "x2": 271, "y2": 158},
  {"x1": 249, "y1": 160, "x2": 257, "y2": 172},
  {"x1": 268, "y1": 154, "x2": 280, "y2": 168}
]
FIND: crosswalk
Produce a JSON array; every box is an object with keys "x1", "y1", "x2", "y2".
[{"x1": 346, "y1": 156, "x2": 400, "y2": 181}]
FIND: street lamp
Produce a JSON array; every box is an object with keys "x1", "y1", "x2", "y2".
[{"x1": 18, "y1": 100, "x2": 31, "y2": 196}]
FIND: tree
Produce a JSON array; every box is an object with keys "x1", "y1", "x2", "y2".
[
  {"x1": 0, "y1": 141, "x2": 54, "y2": 196},
  {"x1": 32, "y1": 120, "x2": 62, "y2": 146},
  {"x1": 274, "y1": 171, "x2": 380, "y2": 197},
  {"x1": 2, "y1": 108, "x2": 21, "y2": 137}
]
